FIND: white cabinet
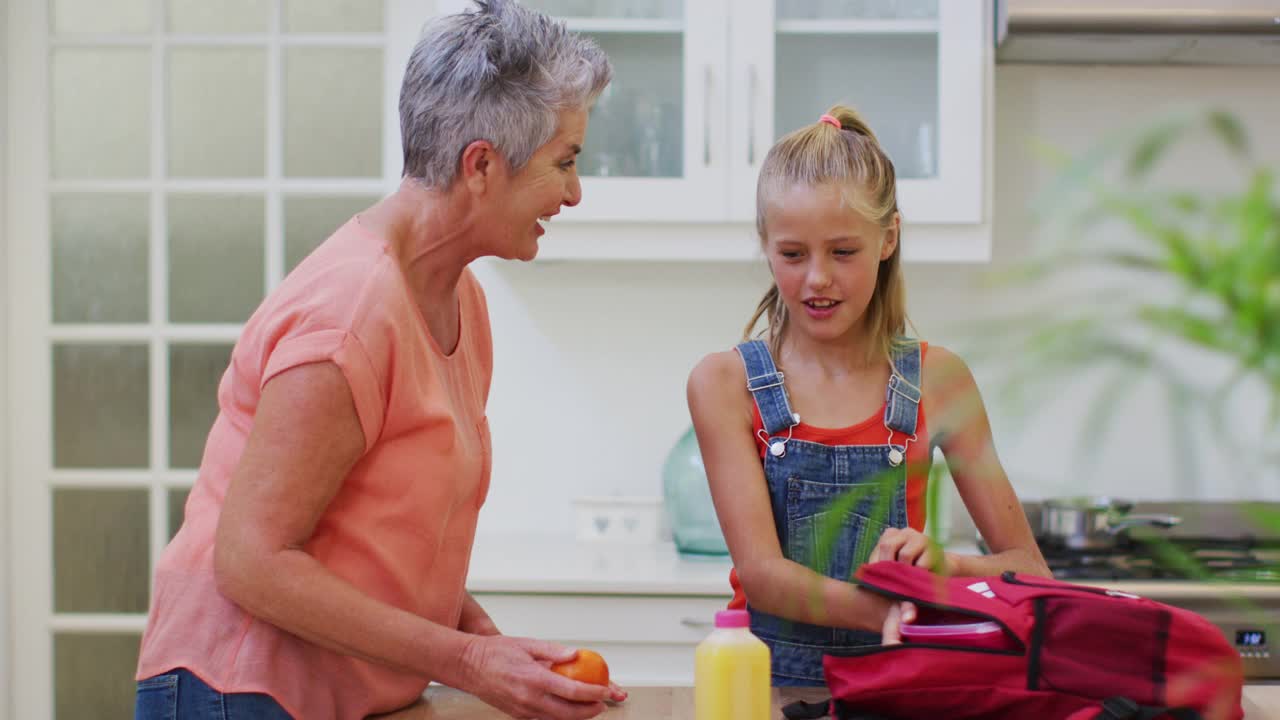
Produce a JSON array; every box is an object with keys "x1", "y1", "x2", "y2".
[
  {"x1": 412, "y1": 0, "x2": 731, "y2": 222},
  {"x1": 391, "y1": 1, "x2": 993, "y2": 260},
  {"x1": 475, "y1": 593, "x2": 730, "y2": 686},
  {"x1": 729, "y1": 0, "x2": 987, "y2": 225}
]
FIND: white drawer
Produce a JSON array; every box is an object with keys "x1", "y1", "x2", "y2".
[
  {"x1": 475, "y1": 594, "x2": 729, "y2": 645},
  {"x1": 578, "y1": 644, "x2": 697, "y2": 686}
]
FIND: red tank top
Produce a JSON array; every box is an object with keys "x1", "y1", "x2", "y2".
[{"x1": 727, "y1": 343, "x2": 932, "y2": 609}]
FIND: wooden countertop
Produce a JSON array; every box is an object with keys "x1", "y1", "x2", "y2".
[{"x1": 374, "y1": 684, "x2": 1280, "y2": 720}]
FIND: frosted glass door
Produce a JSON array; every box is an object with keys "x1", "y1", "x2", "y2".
[
  {"x1": 11, "y1": 0, "x2": 390, "y2": 717},
  {"x1": 731, "y1": 0, "x2": 984, "y2": 224}
]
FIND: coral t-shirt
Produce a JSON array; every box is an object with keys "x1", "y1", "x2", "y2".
[
  {"x1": 728, "y1": 343, "x2": 931, "y2": 610},
  {"x1": 136, "y1": 217, "x2": 494, "y2": 719}
]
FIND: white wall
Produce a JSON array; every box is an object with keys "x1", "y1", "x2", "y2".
[{"x1": 472, "y1": 63, "x2": 1280, "y2": 539}]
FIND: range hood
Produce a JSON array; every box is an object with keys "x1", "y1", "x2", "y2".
[{"x1": 997, "y1": 0, "x2": 1280, "y2": 65}]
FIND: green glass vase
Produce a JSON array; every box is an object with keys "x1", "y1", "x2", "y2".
[{"x1": 662, "y1": 425, "x2": 729, "y2": 555}]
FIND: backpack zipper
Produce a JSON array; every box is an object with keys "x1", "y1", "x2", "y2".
[
  {"x1": 854, "y1": 576, "x2": 1027, "y2": 653},
  {"x1": 826, "y1": 640, "x2": 1023, "y2": 658},
  {"x1": 1001, "y1": 571, "x2": 1142, "y2": 599}
]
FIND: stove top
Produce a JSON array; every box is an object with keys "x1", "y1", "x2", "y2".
[
  {"x1": 1037, "y1": 539, "x2": 1280, "y2": 582},
  {"x1": 984, "y1": 500, "x2": 1280, "y2": 583}
]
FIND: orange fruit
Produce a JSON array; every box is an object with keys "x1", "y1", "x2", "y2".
[{"x1": 550, "y1": 648, "x2": 610, "y2": 686}]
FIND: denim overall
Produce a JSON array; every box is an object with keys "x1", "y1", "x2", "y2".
[{"x1": 736, "y1": 338, "x2": 922, "y2": 686}]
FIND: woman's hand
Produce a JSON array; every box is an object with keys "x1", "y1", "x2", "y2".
[
  {"x1": 871, "y1": 527, "x2": 953, "y2": 574},
  {"x1": 456, "y1": 635, "x2": 615, "y2": 720},
  {"x1": 607, "y1": 683, "x2": 628, "y2": 704}
]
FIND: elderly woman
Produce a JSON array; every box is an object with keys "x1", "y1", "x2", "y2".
[{"x1": 132, "y1": 2, "x2": 616, "y2": 719}]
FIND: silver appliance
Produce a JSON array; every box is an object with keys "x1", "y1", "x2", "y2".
[
  {"x1": 985, "y1": 500, "x2": 1280, "y2": 680},
  {"x1": 996, "y1": 0, "x2": 1280, "y2": 65}
]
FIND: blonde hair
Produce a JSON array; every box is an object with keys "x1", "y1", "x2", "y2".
[{"x1": 743, "y1": 103, "x2": 910, "y2": 367}]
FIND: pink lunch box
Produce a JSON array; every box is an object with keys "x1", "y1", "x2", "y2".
[{"x1": 899, "y1": 620, "x2": 1010, "y2": 650}]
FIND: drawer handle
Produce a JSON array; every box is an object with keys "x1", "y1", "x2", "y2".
[{"x1": 680, "y1": 617, "x2": 715, "y2": 629}]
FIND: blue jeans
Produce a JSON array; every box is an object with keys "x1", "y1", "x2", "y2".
[{"x1": 135, "y1": 668, "x2": 293, "y2": 720}]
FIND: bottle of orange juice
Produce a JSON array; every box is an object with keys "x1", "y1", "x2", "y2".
[{"x1": 694, "y1": 609, "x2": 770, "y2": 720}]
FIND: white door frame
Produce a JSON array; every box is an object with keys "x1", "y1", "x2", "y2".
[
  {"x1": 1, "y1": 0, "x2": 11, "y2": 712},
  {"x1": 7, "y1": 0, "x2": 47, "y2": 713}
]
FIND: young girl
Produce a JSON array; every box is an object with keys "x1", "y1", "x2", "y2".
[{"x1": 686, "y1": 105, "x2": 1051, "y2": 686}]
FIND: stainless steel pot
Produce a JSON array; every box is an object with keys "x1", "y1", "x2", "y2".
[{"x1": 1040, "y1": 497, "x2": 1182, "y2": 550}]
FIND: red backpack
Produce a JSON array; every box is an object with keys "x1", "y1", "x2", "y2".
[{"x1": 783, "y1": 562, "x2": 1244, "y2": 720}]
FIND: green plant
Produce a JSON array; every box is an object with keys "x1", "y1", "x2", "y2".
[
  {"x1": 973, "y1": 107, "x2": 1279, "y2": 488},
  {"x1": 967, "y1": 106, "x2": 1280, "y2": 581}
]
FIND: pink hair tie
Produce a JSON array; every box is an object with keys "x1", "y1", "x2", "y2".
[{"x1": 819, "y1": 114, "x2": 841, "y2": 130}]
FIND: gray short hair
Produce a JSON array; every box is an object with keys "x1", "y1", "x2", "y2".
[{"x1": 399, "y1": 0, "x2": 612, "y2": 188}]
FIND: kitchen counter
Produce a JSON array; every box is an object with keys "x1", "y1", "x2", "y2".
[
  {"x1": 374, "y1": 685, "x2": 1280, "y2": 719},
  {"x1": 467, "y1": 535, "x2": 1280, "y2": 600}
]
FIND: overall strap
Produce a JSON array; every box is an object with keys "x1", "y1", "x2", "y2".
[
  {"x1": 883, "y1": 339, "x2": 922, "y2": 438},
  {"x1": 735, "y1": 339, "x2": 797, "y2": 436}
]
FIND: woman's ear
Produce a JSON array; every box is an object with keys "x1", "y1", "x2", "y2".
[
  {"x1": 879, "y1": 213, "x2": 901, "y2": 260},
  {"x1": 459, "y1": 140, "x2": 498, "y2": 194}
]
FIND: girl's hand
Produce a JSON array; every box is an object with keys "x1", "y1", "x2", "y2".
[
  {"x1": 457, "y1": 635, "x2": 612, "y2": 720},
  {"x1": 871, "y1": 527, "x2": 953, "y2": 574},
  {"x1": 881, "y1": 601, "x2": 917, "y2": 645}
]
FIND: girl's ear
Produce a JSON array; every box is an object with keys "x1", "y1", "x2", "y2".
[{"x1": 879, "y1": 213, "x2": 901, "y2": 260}]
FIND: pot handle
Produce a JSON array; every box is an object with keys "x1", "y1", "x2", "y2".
[{"x1": 1106, "y1": 514, "x2": 1182, "y2": 535}]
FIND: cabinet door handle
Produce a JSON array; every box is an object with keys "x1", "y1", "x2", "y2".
[
  {"x1": 706, "y1": 64, "x2": 716, "y2": 165},
  {"x1": 747, "y1": 65, "x2": 758, "y2": 165},
  {"x1": 706, "y1": 63, "x2": 716, "y2": 166},
  {"x1": 681, "y1": 617, "x2": 715, "y2": 629}
]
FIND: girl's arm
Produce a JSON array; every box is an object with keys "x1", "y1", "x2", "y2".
[
  {"x1": 687, "y1": 351, "x2": 894, "y2": 633},
  {"x1": 924, "y1": 346, "x2": 1052, "y2": 578}
]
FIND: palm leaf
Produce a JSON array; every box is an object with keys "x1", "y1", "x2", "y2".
[
  {"x1": 1206, "y1": 110, "x2": 1250, "y2": 159},
  {"x1": 1128, "y1": 119, "x2": 1188, "y2": 178},
  {"x1": 1137, "y1": 305, "x2": 1232, "y2": 354},
  {"x1": 812, "y1": 472, "x2": 888, "y2": 576}
]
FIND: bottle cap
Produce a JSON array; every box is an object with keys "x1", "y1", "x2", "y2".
[{"x1": 714, "y1": 610, "x2": 750, "y2": 629}]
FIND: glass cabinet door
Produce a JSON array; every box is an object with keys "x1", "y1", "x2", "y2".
[
  {"x1": 523, "y1": 0, "x2": 685, "y2": 181},
  {"x1": 403, "y1": 0, "x2": 729, "y2": 221},
  {"x1": 730, "y1": 0, "x2": 985, "y2": 224}
]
